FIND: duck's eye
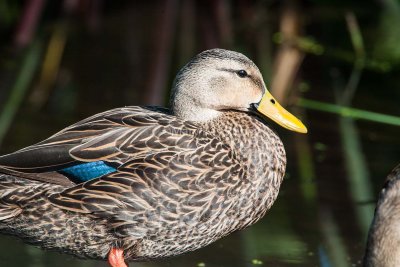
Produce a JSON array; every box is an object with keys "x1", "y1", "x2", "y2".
[
  {"x1": 270, "y1": 99, "x2": 276, "y2": 104},
  {"x1": 237, "y1": 70, "x2": 248, "y2": 78}
]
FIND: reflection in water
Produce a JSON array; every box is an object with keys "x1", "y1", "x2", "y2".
[
  {"x1": 0, "y1": 1, "x2": 400, "y2": 267},
  {"x1": 364, "y1": 164, "x2": 400, "y2": 267}
]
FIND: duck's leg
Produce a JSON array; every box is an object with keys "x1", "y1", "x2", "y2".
[{"x1": 108, "y1": 247, "x2": 128, "y2": 267}]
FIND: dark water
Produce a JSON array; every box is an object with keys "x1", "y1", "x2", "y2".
[{"x1": 0, "y1": 1, "x2": 399, "y2": 266}]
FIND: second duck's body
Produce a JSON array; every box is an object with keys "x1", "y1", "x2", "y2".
[{"x1": 364, "y1": 164, "x2": 400, "y2": 267}]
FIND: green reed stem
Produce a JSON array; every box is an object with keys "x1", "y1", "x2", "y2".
[
  {"x1": 298, "y1": 98, "x2": 400, "y2": 126},
  {"x1": 0, "y1": 40, "x2": 42, "y2": 145}
]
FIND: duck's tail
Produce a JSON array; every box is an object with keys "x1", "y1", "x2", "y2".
[
  {"x1": 0, "y1": 174, "x2": 42, "y2": 220},
  {"x1": 0, "y1": 174, "x2": 113, "y2": 260}
]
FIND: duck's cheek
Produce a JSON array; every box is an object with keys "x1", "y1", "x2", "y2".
[
  {"x1": 245, "y1": 87, "x2": 264, "y2": 107},
  {"x1": 225, "y1": 89, "x2": 250, "y2": 107},
  {"x1": 253, "y1": 90, "x2": 264, "y2": 105}
]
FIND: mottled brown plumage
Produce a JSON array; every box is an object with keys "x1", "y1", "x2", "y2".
[{"x1": 0, "y1": 49, "x2": 304, "y2": 265}]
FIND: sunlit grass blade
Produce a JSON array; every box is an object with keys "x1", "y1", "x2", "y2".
[
  {"x1": 30, "y1": 23, "x2": 67, "y2": 108},
  {"x1": 298, "y1": 98, "x2": 400, "y2": 126}
]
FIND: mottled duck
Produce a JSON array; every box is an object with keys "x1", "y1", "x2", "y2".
[{"x1": 0, "y1": 49, "x2": 307, "y2": 267}]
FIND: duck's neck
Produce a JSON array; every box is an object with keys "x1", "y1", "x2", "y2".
[{"x1": 201, "y1": 111, "x2": 286, "y2": 184}]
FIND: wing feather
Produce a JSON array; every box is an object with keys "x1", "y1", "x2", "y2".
[
  {"x1": 48, "y1": 124, "x2": 243, "y2": 237},
  {"x1": 0, "y1": 107, "x2": 176, "y2": 172}
]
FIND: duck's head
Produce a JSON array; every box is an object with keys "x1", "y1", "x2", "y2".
[{"x1": 171, "y1": 48, "x2": 307, "y2": 133}]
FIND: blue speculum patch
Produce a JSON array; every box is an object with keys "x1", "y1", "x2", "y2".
[{"x1": 60, "y1": 161, "x2": 117, "y2": 182}]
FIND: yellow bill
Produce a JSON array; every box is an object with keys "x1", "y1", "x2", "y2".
[{"x1": 256, "y1": 91, "x2": 307, "y2": 133}]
